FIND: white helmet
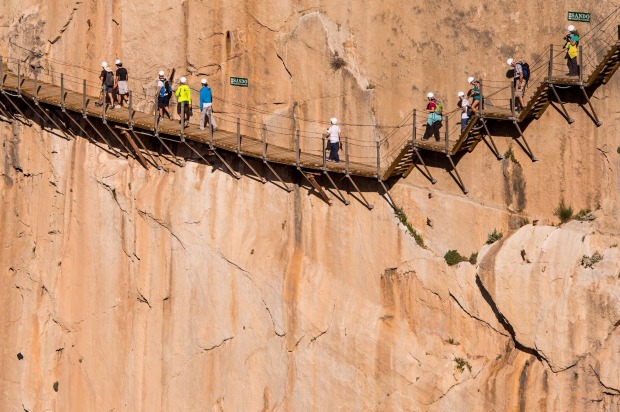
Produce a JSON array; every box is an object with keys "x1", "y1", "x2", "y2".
[
  {"x1": 507, "y1": 58, "x2": 514, "y2": 66},
  {"x1": 101, "y1": 61, "x2": 108, "y2": 68},
  {"x1": 467, "y1": 76, "x2": 476, "y2": 84},
  {"x1": 567, "y1": 24, "x2": 576, "y2": 32},
  {"x1": 115, "y1": 59, "x2": 122, "y2": 65},
  {"x1": 180, "y1": 76, "x2": 187, "y2": 84},
  {"x1": 201, "y1": 78, "x2": 208, "y2": 85},
  {"x1": 330, "y1": 117, "x2": 338, "y2": 125},
  {"x1": 457, "y1": 91, "x2": 465, "y2": 97},
  {"x1": 158, "y1": 70, "x2": 165, "y2": 77},
  {"x1": 427, "y1": 92, "x2": 434, "y2": 99}
]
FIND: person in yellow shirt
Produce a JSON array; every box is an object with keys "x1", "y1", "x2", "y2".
[
  {"x1": 565, "y1": 37, "x2": 579, "y2": 77},
  {"x1": 175, "y1": 77, "x2": 192, "y2": 127}
]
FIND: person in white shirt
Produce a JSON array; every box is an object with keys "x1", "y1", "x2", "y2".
[
  {"x1": 325, "y1": 117, "x2": 341, "y2": 163},
  {"x1": 457, "y1": 91, "x2": 471, "y2": 132}
]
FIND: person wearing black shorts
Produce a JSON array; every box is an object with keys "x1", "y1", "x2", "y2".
[{"x1": 156, "y1": 71, "x2": 172, "y2": 120}]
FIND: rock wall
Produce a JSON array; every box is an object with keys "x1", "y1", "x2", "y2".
[{"x1": 0, "y1": 1, "x2": 619, "y2": 411}]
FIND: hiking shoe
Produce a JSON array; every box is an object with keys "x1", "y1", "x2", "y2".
[{"x1": 335, "y1": 160, "x2": 341, "y2": 164}]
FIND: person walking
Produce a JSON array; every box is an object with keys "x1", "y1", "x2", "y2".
[
  {"x1": 457, "y1": 91, "x2": 471, "y2": 132},
  {"x1": 157, "y1": 71, "x2": 172, "y2": 121},
  {"x1": 565, "y1": 35, "x2": 579, "y2": 76},
  {"x1": 175, "y1": 77, "x2": 192, "y2": 127},
  {"x1": 325, "y1": 117, "x2": 341, "y2": 163},
  {"x1": 103, "y1": 65, "x2": 116, "y2": 110},
  {"x1": 507, "y1": 58, "x2": 526, "y2": 111},
  {"x1": 467, "y1": 77, "x2": 482, "y2": 112},
  {"x1": 115, "y1": 59, "x2": 128, "y2": 108},
  {"x1": 96, "y1": 61, "x2": 108, "y2": 107},
  {"x1": 199, "y1": 79, "x2": 217, "y2": 131},
  {"x1": 421, "y1": 92, "x2": 442, "y2": 142}
]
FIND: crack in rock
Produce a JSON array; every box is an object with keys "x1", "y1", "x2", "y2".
[
  {"x1": 49, "y1": 2, "x2": 83, "y2": 45},
  {"x1": 449, "y1": 292, "x2": 508, "y2": 337},
  {"x1": 137, "y1": 209, "x2": 186, "y2": 250},
  {"x1": 201, "y1": 336, "x2": 234, "y2": 352}
]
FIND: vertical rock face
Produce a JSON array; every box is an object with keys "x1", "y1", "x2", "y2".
[{"x1": 0, "y1": 1, "x2": 620, "y2": 410}]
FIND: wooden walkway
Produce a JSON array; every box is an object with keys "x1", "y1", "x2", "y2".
[
  {"x1": 0, "y1": 67, "x2": 379, "y2": 179},
  {"x1": 383, "y1": 38, "x2": 620, "y2": 189},
  {"x1": 0, "y1": 31, "x2": 618, "y2": 197}
]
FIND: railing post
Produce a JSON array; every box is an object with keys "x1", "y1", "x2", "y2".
[
  {"x1": 128, "y1": 91, "x2": 133, "y2": 130},
  {"x1": 479, "y1": 79, "x2": 484, "y2": 114},
  {"x1": 295, "y1": 129, "x2": 300, "y2": 167},
  {"x1": 82, "y1": 79, "x2": 87, "y2": 117},
  {"x1": 236, "y1": 117, "x2": 241, "y2": 154},
  {"x1": 0, "y1": 56, "x2": 4, "y2": 93},
  {"x1": 412, "y1": 109, "x2": 417, "y2": 145},
  {"x1": 345, "y1": 135, "x2": 350, "y2": 174},
  {"x1": 617, "y1": 24, "x2": 620, "y2": 41},
  {"x1": 578, "y1": 45, "x2": 583, "y2": 83},
  {"x1": 376, "y1": 141, "x2": 381, "y2": 179},
  {"x1": 180, "y1": 103, "x2": 185, "y2": 142},
  {"x1": 262, "y1": 123, "x2": 267, "y2": 159},
  {"x1": 153, "y1": 92, "x2": 158, "y2": 134},
  {"x1": 511, "y1": 81, "x2": 516, "y2": 118},
  {"x1": 102, "y1": 99, "x2": 107, "y2": 124},
  {"x1": 60, "y1": 73, "x2": 66, "y2": 112},
  {"x1": 17, "y1": 61, "x2": 21, "y2": 97},
  {"x1": 33, "y1": 69, "x2": 38, "y2": 104},
  {"x1": 548, "y1": 44, "x2": 553, "y2": 80},
  {"x1": 444, "y1": 115, "x2": 449, "y2": 153},
  {"x1": 322, "y1": 134, "x2": 326, "y2": 169}
]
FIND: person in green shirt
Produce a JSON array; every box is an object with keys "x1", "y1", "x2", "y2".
[{"x1": 175, "y1": 77, "x2": 192, "y2": 127}]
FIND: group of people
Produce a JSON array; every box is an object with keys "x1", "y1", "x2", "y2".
[
  {"x1": 152, "y1": 72, "x2": 217, "y2": 131},
  {"x1": 96, "y1": 61, "x2": 217, "y2": 131},
  {"x1": 420, "y1": 25, "x2": 581, "y2": 140},
  {"x1": 96, "y1": 60, "x2": 128, "y2": 109},
  {"x1": 92, "y1": 25, "x2": 580, "y2": 159}
]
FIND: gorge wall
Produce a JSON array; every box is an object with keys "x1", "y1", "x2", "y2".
[{"x1": 0, "y1": 1, "x2": 619, "y2": 410}]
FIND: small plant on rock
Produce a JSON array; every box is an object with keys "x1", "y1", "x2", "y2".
[
  {"x1": 486, "y1": 229, "x2": 503, "y2": 245},
  {"x1": 454, "y1": 357, "x2": 472, "y2": 373},
  {"x1": 574, "y1": 209, "x2": 594, "y2": 222},
  {"x1": 504, "y1": 147, "x2": 520, "y2": 165},
  {"x1": 581, "y1": 252, "x2": 603, "y2": 269},
  {"x1": 469, "y1": 252, "x2": 478, "y2": 265},
  {"x1": 447, "y1": 338, "x2": 460, "y2": 346},
  {"x1": 554, "y1": 200, "x2": 573, "y2": 224},
  {"x1": 330, "y1": 52, "x2": 347, "y2": 70},
  {"x1": 444, "y1": 250, "x2": 468, "y2": 266},
  {"x1": 394, "y1": 207, "x2": 424, "y2": 247}
]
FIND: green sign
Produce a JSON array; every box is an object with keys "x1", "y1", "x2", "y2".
[
  {"x1": 230, "y1": 77, "x2": 248, "y2": 87},
  {"x1": 568, "y1": 11, "x2": 590, "y2": 22}
]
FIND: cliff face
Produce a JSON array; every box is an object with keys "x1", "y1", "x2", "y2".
[{"x1": 1, "y1": 1, "x2": 620, "y2": 411}]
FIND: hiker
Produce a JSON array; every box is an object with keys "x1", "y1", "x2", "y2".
[
  {"x1": 199, "y1": 78, "x2": 217, "y2": 131},
  {"x1": 325, "y1": 117, "x2": 341, "y2": 163},
  {"x1": 467, "y1": 77, "x2": 481, "y2": 112},
  {"x1": 457, "y1": 91, "x2": 471, "y2": 132},
  {"x1": 421, "y1": 92, "x2": 442, "y2": 142},
  {"x1": 115, "y1": 59, "x2": 128, "y2": 107},
  {"x1": 175, "y1": 77, "x2": 192, "y2": 127},
  {"x1": 104, "y1": 65, "x2": 116, "y2": 110},
  {"x1": 507, "y1": 58, "x2": 526, "y2": 111},
  {"x1": 157, "y1": 71, "x2": 172, "y2": 121},
  {"x1": 565, "y1": 35, "x2": 579, "y2": 76},
  {"x1": 96, "y1": 61, "x2": 108, "y2": 107},
  {"x1": 566, "y1": 24, "x2": 580, "y2": 44}
]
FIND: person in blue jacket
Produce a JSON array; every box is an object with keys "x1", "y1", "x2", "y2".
[{"x1": 199, "y1": 79, "x2": 217, "y2": 131}]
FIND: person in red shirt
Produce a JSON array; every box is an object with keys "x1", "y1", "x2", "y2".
[{"x1": 421, "y1": 92, "x2": 442, "y2": 141}]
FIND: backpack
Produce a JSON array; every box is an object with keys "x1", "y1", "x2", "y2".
[
  {"x1": 435, "y1": 100, "x2": 443, "y2": 115},
  {"x1": 159, "y1": 80, "x2": 171, "y2": 98},
  {"x1": 520, "y1": 61, "x2": 530, "y2": 81},
  {"x1": 105, "y1": 71, "x2": 115, "y2": 87}
]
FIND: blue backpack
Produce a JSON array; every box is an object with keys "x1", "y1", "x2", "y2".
[{"x1": 159, "y1": 80, "x2": 171, "y2": 98}]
